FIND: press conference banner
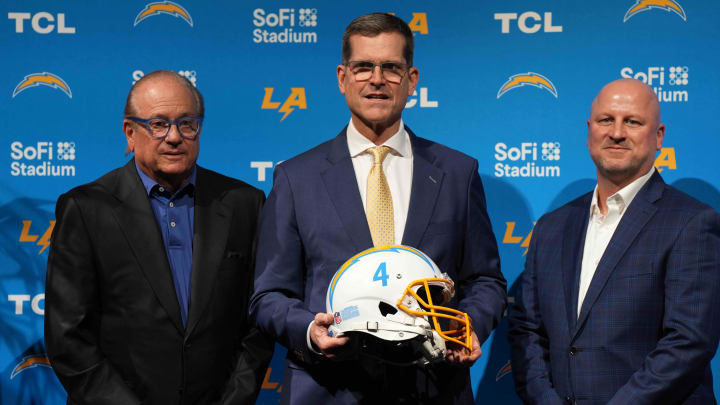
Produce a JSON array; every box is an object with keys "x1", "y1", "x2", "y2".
[{"x1": 2, "y1": 1, "x2": 719, "y2": 403}]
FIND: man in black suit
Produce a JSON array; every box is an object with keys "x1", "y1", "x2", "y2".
[{"x1": 45, "y1": 70, "x2": 272, "y2": 405}]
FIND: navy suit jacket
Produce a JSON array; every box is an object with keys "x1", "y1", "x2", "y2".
[
  {"x1": 250, "y1": 127, "x2": 506, "y2": 404},
  {"x1": 508, "y1": 171, "x2": 720, "y2": 405}
]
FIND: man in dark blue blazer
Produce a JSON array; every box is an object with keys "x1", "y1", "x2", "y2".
[
  {"x1": 250, "y1": 13, "x2": 506, "y2": 404},
  {"x1": 508, "y1": 78, "x2": 720, "y2": 404}
]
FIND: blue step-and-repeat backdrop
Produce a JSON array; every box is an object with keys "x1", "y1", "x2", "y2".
[{"x1": 2, "y1": 1, "x2": 719, "y2": 403}]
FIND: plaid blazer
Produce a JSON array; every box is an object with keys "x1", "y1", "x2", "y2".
[{"x1": 509, "y1": 171, "x2": 720, "y2": 405}]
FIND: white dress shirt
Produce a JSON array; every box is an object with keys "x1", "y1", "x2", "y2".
[
  {"x1": 346, "y1": 118, "x2": 413, "y2": 245},
  {"x1": 577, "y1": 167, "x2": 655, "y2": 317}
]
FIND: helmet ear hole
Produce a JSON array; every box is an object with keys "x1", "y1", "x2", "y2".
[{"x1": 379, "y1": 301, "x2": 398, "y2": 317}]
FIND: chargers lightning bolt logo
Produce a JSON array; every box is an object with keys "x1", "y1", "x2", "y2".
[
  {"x1": 13, "y1": 73, "x2": 72, "y2": 99},
  {"x1": 497, "y1": 73, "x2": 558, "y2": 99},
  {"x1": 495, "y1": 359, "x2": 512, "y2": 381},
  {"x1": 10, "y1": 354, "x2": 51, "y2": 379},
  {"x1": 623, "y1": 0, "x2": 686, "y2": 22},
  {"x1": 134, "y1": 1, "x2": 193, "y2": 27}
]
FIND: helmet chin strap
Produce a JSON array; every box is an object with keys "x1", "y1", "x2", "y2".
[{"x1": 418, "y1": 330, "x2": 446, "y2": 364}]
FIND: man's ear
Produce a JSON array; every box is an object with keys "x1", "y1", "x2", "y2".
[
  {"x1": 123, "y1": 120, "x2": 135, "y2": 155},
  {"x1": 407, "y1": 66, "x2": 419, "y2": 97},
  {"x1": 655, "y1": 123, "x2": 666, "y2": 150},
  {"x1": 337, "y1": 64, "x2": 347, "y2": 95}
]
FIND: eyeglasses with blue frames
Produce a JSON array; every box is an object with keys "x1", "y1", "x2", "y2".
[
  {"x1": 345, "y1": 61, "x2": 411, "y2": 84},
  {"x1": 126, "y1": 116, "x2": 203, "y2": 140}
]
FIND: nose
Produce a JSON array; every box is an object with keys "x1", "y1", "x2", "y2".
[
  {"x1": 164, "y1": 123, "x2": 183, "y2": 145},
  {"x1": 369, "y1": 65, "x2": 385, "y2": 85},
  {"x1": 610, "y1": 121, "x2": 625, "y2": 141}
]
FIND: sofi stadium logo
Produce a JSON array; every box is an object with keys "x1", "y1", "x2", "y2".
[
  {"x1": 623, "y1": 0, "x2": 686, "y2": 22},
  {"x1": 134, "y1": 1, "x2": 193, "y2": 27},
  {"x1": 620, "y1": 65, "x2": 688, "y2": 103},
  {"x1": 10, "y1": 141, "x2": 76, "y2": 177},
  {"x1": 497, "y1": 73, "x2": 557, "y2": 99},
  {"x1": 253, "y1": 8, "x2": 318, "y2": 44},
  {"x1": 12, "y1": 72, "x2": 71, "y2": 99},
  {"x1": 494, "y1": 142, "x2": 561, "y2": 178}
]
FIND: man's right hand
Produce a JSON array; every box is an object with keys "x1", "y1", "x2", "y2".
[{"x1": 309, "y1": 313, "x2": 349, "y2": 358}]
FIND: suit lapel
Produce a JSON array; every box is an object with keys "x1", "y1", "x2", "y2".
[
  {"x1": 573, "y1": 172, "x2": 664, "y2": 338},
  {"x1": 562, "y1": 196, "x2": 591, "y2": 336},
  {"x1": 111, "y1": 161, "x2": 184, "y2": 334},
  {"x1": 185, "y1": 167, "x2": 231, "y2": 337},
  {"x1": 401, "y1": 130, "x2": 444, "y2": 248},
  {"x1": 320, "y1": 129, "x2": 373, "y2": 251}
]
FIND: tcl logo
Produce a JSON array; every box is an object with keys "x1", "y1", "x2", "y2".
[
  {"x1": 8, "y1": 12, "x2": 76, "y2": 34},
  {"x1": 494, "y1": 12, "x2": 562, "y2": 34}
]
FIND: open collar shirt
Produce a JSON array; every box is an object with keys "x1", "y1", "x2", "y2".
[
  {"x1": 577, "y1": 167, "x2": 655, "y2": 317},
  {"x1": 136, "y1": 162, "x2": 196, "y2": 327}
]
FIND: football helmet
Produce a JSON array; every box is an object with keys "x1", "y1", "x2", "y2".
[{"x1": 326, "y1": 245, "x2": 472, "y2": 365}]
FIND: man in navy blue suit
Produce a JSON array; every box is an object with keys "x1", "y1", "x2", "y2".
[
  {"x1": 250, "y1": 12, "x2": 506, "y2": 404},
  {"x1": 508, "y1": 78, "x2": 720, "y2": 404}
]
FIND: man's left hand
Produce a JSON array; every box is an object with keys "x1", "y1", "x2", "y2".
[{"x1": 445, "y1": 330, "x2": 481, "y2": 366}]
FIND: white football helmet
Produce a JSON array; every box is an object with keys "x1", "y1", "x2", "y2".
[{"x1": 326, "y1": 245, "x2": 472, "y2": 366}]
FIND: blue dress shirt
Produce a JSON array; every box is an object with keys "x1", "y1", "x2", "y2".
[{"x1": 136, "y1": 163, "x2": 196, "y2": 327}]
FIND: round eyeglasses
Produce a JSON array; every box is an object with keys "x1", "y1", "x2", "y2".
[
  {"x1": 345, "y1": 61, "x2": 410, "y2": 84},
  {"x1": 126, "y1": 116, "x2": 203, "y2": 140}
]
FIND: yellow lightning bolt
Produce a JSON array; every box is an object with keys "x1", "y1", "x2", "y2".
[
  {"x1": 625, "y1": 0, "x2": 686, "y2": 21},
  {"x1": 138, "y1": 3, "x2": 189, "y2": 21},
  {"x1": 278, "y1": 103, "x2": 294, "y2": 121},
  {"x1": 521, "y1": 226, "x2": 534, "y2": 256},
  {"x1": 495, "y1": 360, "x2": 512, "y2": 381},
  {"x1": 37, "y1": 220, "x2": 55, "y2": 254},
  {"x1": 11, "y1": 355, "x2": 50, "y2": 379},
  {"x1": 500, "y1": 75, "x2": 554, "y2": 95},
  {"x1": 135, "y1": 2, "x2": 193, "y2": 26},
  {"x1": 16, "y1": 75, "x2": 69, "y2": 93}
]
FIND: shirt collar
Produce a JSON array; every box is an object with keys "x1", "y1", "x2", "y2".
[
  {"x1": 346, "y1": 119, "x2": 411, "y2": 158},
  {"x1": 590, "y1": 166, "x2": 655, "y2": 216},
  {"x1": 135, "y1": 160, "x2": 197, "y2": 197}
]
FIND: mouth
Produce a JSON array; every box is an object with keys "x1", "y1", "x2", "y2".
[
  {"x1": 364, "y1": 92, "x2": 390, "y2": 101},
  {"x1": 162, "y1": 151, "x2": 185, "y2": 159},
  {"x1": 604, "y1": 145, "x2": 630, "y2": 151}
]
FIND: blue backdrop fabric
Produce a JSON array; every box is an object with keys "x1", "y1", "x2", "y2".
[{"x1": 2, "y1": 1, "x2": 718, "y2": 403}]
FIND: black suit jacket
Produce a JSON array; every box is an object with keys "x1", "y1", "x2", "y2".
[{"x1": 45, "y1": 160, "x2": 273, "y2": 405}]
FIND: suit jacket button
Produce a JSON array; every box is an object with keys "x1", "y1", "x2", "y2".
[
  {"x1": 564, "y1": 396, "x2": 574, "y2": 404},
  {"x1": 569, "y1": 346, "x2": 578, "y2": 356}
]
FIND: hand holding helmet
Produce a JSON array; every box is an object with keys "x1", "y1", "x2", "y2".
[{"x1": 309, "y1": 313, "x2": 349, "y2": 359}]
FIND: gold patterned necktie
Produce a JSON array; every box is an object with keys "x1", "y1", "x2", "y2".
[{"x1": 366, "y1": 146, "x2": 394, "y2": 247}]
